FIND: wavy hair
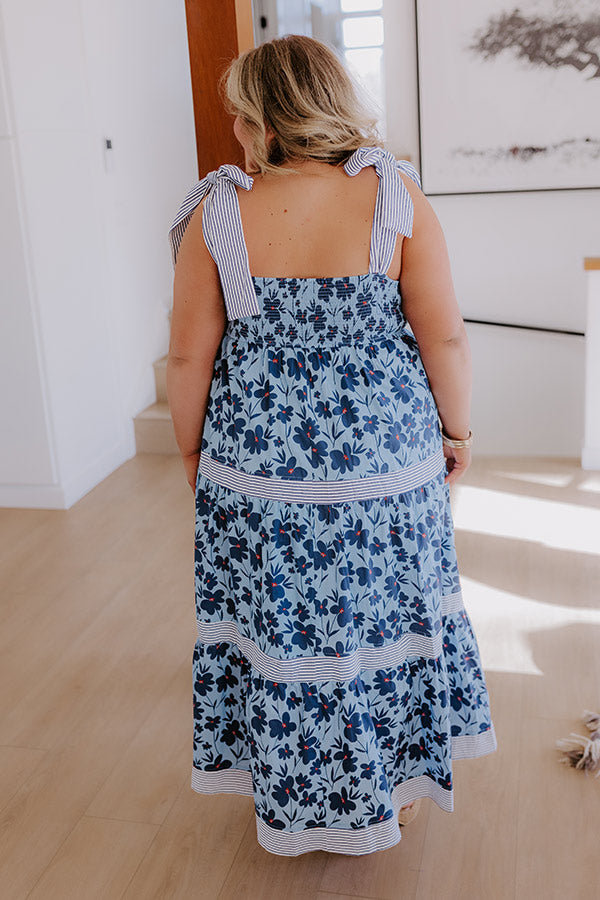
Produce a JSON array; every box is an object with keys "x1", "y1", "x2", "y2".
[{"x1": 221, "y1": 34, "x2": 382, "y2": 175}]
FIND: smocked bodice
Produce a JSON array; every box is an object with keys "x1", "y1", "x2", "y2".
[
  {"x1": 201, "y1": 273, "x2": 441, "y2": 483},
  {"x1": 227, "y1": 274, "x2": 406, "y2": 349}
]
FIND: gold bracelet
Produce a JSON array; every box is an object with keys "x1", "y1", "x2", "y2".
[{"x1": 441, "y1": 427, "x2": 473, "y2": 449}]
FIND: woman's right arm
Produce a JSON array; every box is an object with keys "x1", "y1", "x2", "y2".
[
  {"x1": 167, "y1": 200, "x2": 228, "y2": 490},
  {"x1": 397, "y1": 173, "x2": 472, "y2": 484}
]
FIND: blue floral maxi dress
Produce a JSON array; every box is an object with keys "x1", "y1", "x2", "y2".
[{"x1": 169, "y1": 146, "x2": 497, "y2": 856}]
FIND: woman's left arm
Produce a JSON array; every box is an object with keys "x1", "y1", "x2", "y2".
[{"x1": 167, "y1": 200, "x2": 227, "y2": 491}]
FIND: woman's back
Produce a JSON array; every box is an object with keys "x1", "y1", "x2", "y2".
[
  {"x1": 169, "y1": 147, "x2": 441, "y2": 481},
  {"x1": 237, "y1": 162, "x2": 403, "y2": 281}
]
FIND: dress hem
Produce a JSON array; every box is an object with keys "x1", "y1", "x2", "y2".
[{"x1": 190, "y1": 723, "x2": 498, "y2": 856}]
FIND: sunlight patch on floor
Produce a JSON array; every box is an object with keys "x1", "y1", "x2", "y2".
[
  {"x1": 461, "y1": 577, "x2": 600, "y2": 676},
  {"x1": 451, "y1": 485, "x2": 600, "y2": 555},
  {"x1": 492, "y1": 469, "x2": 574, "y2": 489},
  {"x1": 577, "y1": 475, "x2": 600, "y2": 494}
]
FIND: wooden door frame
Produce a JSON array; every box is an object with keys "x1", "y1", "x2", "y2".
[{"x1": 184, "y1": 0, "x2": 255, "y2": 176}]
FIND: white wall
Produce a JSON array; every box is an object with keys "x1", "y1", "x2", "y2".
[
  {"x1": 0, "y1": 0, "x2": 197, "y2": 508},
  {"x1": 0, "y1": 5, "x2": 57, "y2": 498},
  {"x1": 384, "y1": 0, "x2": 590, "y2": 458},
  {"x1": 1, "y1": 0, "x2": 595, "y2": 513},
  {"x1": 80, "y1": 0, "x2": 198, "y2": 420},
  {"x1": 265, "y1": 0, "x2": 591, "y2": 458}
]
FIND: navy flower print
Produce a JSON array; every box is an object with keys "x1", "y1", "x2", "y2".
[{"x1": 189, "y1": 273, "x2": 497, "y2": 856}]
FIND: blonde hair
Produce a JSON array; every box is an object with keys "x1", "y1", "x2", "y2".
[{"x1": 221, "y1": 34, "x2": 382, "y2": 175}]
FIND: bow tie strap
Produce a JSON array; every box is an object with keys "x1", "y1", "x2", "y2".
[
  {"x1": 168, "y1": 164, "x2": 260, "y2": 320},
  {"x1": 169, "y1": 165, "x2": 254, "y2": 266},
  {"x1": 344, "y1": 146, "x2": 419, "y2": 274},
  {"x1": 213, "y1": 164, "x2": 254, "y2": 192},
  {"x1": 344, "y1": 145, "x2": 398, "y2": 176}
]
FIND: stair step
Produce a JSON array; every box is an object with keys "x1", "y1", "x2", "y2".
[
  {"x1": 134, "y1": 401, "x2": 178, "y2": 454},
  {"x1": 154, "y1": 355, "x2": 168, "y2": 402}
]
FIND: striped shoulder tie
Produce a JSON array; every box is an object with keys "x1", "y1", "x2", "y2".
[
  {"x1": 344, "y1": 147, "x2": 421, "y2": 276},
  {"x1": 168, "y1": 165, "x2": 260, "y2": 320}
]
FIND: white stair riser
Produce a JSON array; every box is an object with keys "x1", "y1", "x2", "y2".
[
  {"x1": 154, "y1": 357, "x2": 168, "y2": 403},
  {"x1": 134, "y1": 415, "x2": 178, "y2": 454}
]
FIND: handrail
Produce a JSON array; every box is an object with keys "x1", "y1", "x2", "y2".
[
  {"x1": 464, "y1": 260, "x2": 599, "y2": 336},
  {"x1": 463, "y1": 319, "x2": 583, "y2": 337}
]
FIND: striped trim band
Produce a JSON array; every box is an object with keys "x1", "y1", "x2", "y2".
[
  {"x1": 195, "y1": 590, "x2": 464, "y2": 683},
  {"x1": 196, "y1": 620, "x2": 443, "y2": 682},
  {"x1": 256, "y1": 811, "x2": 402, "y2": 856},
  {"x1": 198, "y1": 447, "x2": 445, "y2": 503},
  {"x1": 191, "y1": 767, "x2": 254, "y2": 796},
  {"x1": 452, "y1": 726, "x2": 498, "y2": 759},
  {"x1": 443, "y1": 590, "x2": 464, "y2": 614}
]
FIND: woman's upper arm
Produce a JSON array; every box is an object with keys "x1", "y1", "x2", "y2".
[
  {"x1": 169, "y1": 200, "x2": 227, "y2": 363},
  {"x1": 398, "y1": 173, "x2": 465, "y2": 346}
]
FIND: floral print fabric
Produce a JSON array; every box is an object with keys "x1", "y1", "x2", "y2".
[
  {"x1": 201, "y1": 275, "x2": 440, "y2": 478},
  {"x1": 191, "y1": 273, "x2": 497, "y2": 855}
]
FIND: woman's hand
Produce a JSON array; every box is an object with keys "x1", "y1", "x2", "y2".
[
  {"x1": 443, "y1": 445, "x2": 471, "y2": 485},
  {"x1": 182, "y1": 452, "x2": 200, "y2": 493}
]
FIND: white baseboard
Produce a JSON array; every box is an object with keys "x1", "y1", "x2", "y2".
[
  {"x1": 0, "y1": 483, "x2": 68, "y2": 509},
  {"x1": 0, "y1": 431, "x2": 136, "y2": 510},
  {"x1": 582, "y1": 446, "x2": 600, "y2": 471},
  {"x1": 61, "y1": 431, "x2": 136, "y2": 508}
]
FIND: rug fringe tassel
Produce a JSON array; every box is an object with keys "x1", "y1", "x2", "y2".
[{"x1": 556, "y1": 709, "x2": 600, "y2": 777}]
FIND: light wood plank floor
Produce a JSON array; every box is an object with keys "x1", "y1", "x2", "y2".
[{"x1": 1, "y1": 455, "x2": 599, "y2": 900}]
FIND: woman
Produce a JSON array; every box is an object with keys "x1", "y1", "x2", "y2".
[{"x1": 167, "y1": 34, "x2": 497, "y2": 856}]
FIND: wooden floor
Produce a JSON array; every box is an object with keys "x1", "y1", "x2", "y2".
[{"x1": 1, "y1": 455, "x2": 599, "y2": 900}]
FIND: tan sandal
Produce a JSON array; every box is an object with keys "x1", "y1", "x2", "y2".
[{"x1": 398, "y1": 798, "x2": 422, "y2": 826}]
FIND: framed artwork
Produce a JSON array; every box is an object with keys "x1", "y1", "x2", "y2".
[{"x1": 415, "y1": 0, "x2": 600, "y2": 194}]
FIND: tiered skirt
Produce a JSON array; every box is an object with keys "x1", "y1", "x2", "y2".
[{"x1": 190, "y1": 453, "x2": 497, "y2": 856}]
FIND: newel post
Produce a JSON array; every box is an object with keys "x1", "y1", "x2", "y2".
[{"x1": 184, "y1": 0, "x2": 255, "y2": 176}]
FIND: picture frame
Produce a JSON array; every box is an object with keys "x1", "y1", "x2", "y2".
[{"x1": 415, "y1": 0, "x2": 600, "y2": 194}]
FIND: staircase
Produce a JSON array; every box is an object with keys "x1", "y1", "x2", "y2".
[{"x1": 133, "y1": 355, "x2": 179, "y2": 454}]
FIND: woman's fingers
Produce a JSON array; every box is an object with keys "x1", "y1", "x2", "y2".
[
  {"x1": 182, "y1": 452, "x2": 200, "y2": 493},
  {"x1": 443, "y1": 446, "x2": 471, "y2": 484}
]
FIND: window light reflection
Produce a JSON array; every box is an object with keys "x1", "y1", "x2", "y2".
[
  {"x1": 344, "y1": 47, "x2": 384, "y2": 116},
  {"x1": 342, "y1": 15, "x2": 384, "y2": 48},
  {"x1": 341, "y1": 0, "x2": 383, "y2": 12}
]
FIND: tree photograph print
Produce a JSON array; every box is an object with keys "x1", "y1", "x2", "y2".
[{"x1": 416, "y1": 0, "x2": 600, "y2": 193}]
